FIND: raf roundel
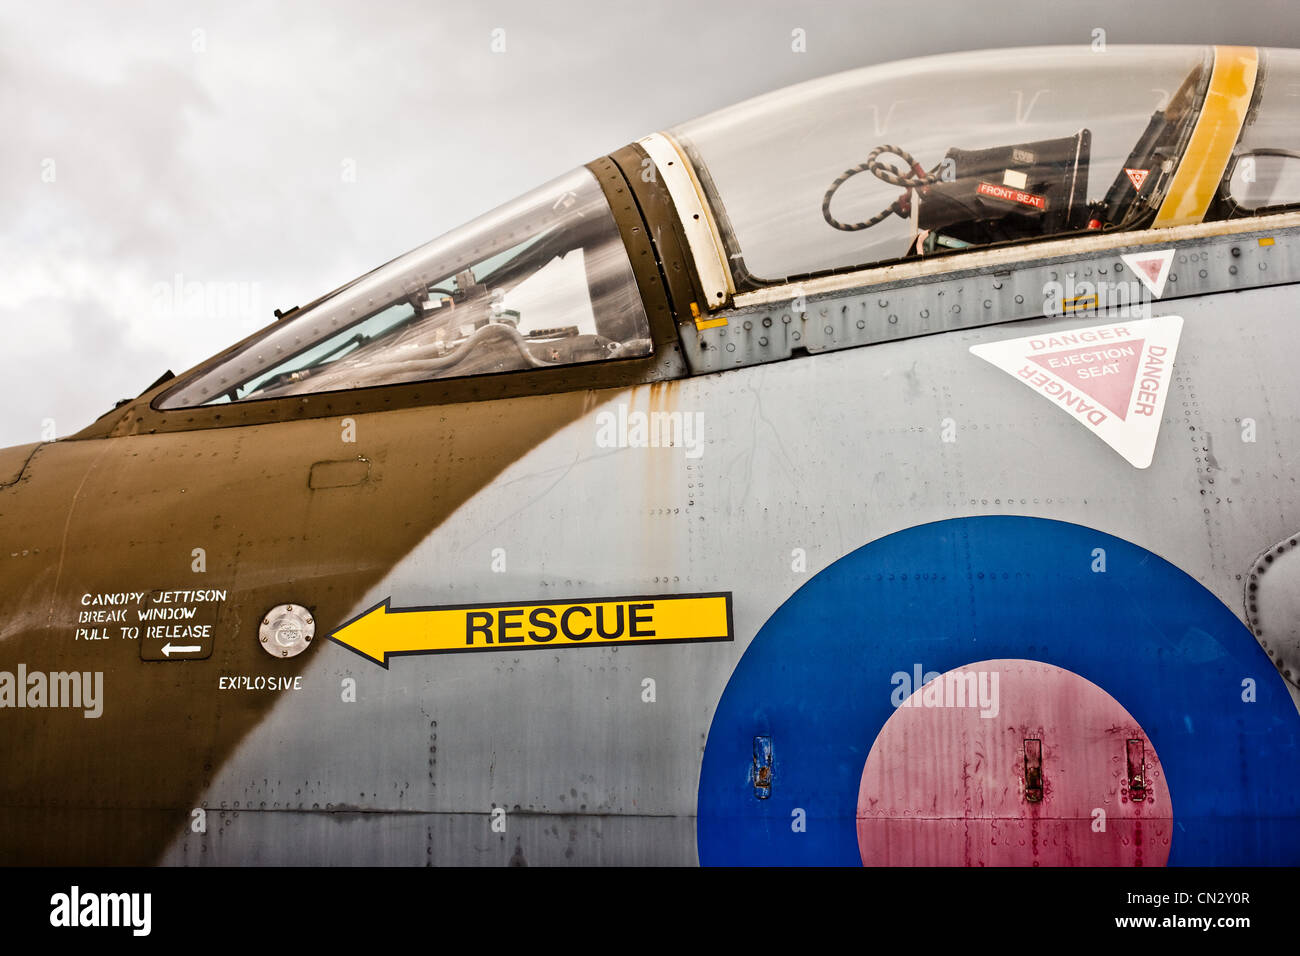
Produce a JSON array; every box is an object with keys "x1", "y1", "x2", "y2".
[{"x1": 697, "y1": 516, "x2": 1300, "y2": 866}]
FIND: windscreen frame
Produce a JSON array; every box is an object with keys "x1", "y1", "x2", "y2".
[{"x1": 107, "y1": 157, "x2": 683, "y2": 437}]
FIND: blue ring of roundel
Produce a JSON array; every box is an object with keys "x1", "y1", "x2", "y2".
[{"x1": 696, "y1": 516, "x2": 1300, "y2": 866}]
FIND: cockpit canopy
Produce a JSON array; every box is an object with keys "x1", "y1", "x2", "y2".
[
  {"x1": 156, "y1": 45, "x2": 1300, "y2": 412},
  {"x1": 670, "y1": 45, "x2": 1300, "y2": 289}
]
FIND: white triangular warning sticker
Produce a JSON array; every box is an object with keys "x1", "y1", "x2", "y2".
[
  {"x1": 1120, "y1": 248, "x2": 1175, "y2": 298},
  {"x1": 1125, "y1": 167, "x2": 1149, "y2": 191},
  {"x1": 970, "y1": 315, "x2": 1184, "y2": 468}
]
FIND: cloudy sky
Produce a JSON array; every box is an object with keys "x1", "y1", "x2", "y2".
[{"x1": 3, "y1": 0, "x2": 1297, "y2": 447}]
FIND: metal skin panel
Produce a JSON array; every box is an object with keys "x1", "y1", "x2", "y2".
[
  {"x1": 126, "y1": 282, "x2": 1300, "y2": 866},
  {"x1": 0, "y1": 442, "x2": 40, "y2": 488},
  {"x1": 682, "y1": 216, "x2": 1300, "y2": 375},
  {"x1": 0, "y1": 441, "x2": 101, "y2": 645},
  {"x1": 1247, "y1": 533, "x2": 1300, "y2": 688},
  {"x1": 0, "y1": 391, "x2": 605, "y2": 864}
]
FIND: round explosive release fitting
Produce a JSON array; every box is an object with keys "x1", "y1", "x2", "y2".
[{"x1": 259, "y1": 604, "x2": 315, "y2": 658}]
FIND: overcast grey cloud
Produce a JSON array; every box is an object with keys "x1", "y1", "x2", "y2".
[{"x1": 3, "y1": 0, "x2": 1298, "y2": 447}]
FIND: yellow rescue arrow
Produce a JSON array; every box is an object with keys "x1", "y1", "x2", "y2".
[{"x1": 330, "y1": 593, "x2": 733, "y2": 668}]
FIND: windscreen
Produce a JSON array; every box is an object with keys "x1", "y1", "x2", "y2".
[{"x1": 158, "y1": 166, "x2": 651, "y2": 408}]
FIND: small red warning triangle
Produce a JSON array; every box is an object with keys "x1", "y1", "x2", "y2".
[
  {"x1": 1134, "y1": 259, "x2": 1163, "y2": 285},
  {"x1": 1120, "y1": 248, "x2": 1175, "y2": 298},
  {"x1": 1125, "y1": 168, "x2": 1149, "y2": 191},
  {"x1": 1029, "y1": 338, "x2": 1146, "y2": 419}
]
